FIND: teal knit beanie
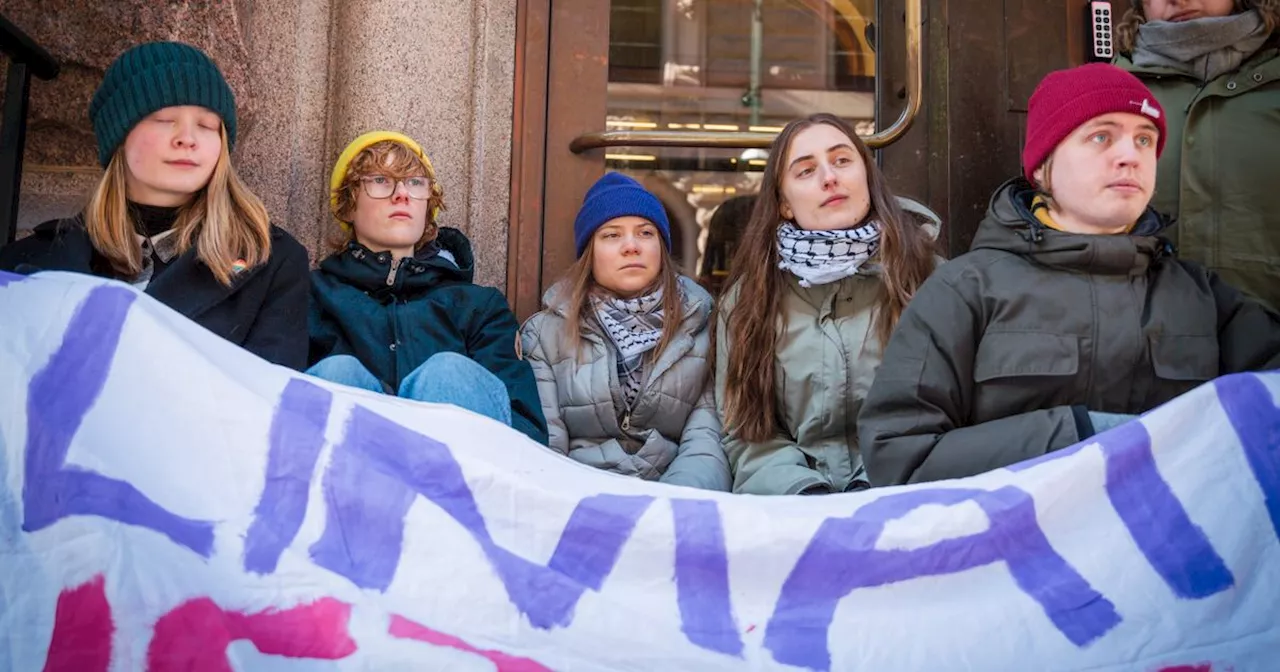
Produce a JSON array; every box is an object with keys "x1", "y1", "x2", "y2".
[{"x1": 90, "y1": 41, "x2": 237, "y2": 167}]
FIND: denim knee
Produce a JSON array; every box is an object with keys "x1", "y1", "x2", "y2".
[{"x1": 306, "y1": 355, "x2": 382, "y2": 392}]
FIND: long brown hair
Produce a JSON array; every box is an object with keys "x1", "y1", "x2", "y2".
[
  {"x1": 559, "y1": 229, "x2": 684, "y2": 364},
  {"x1": 717, "y1": 113, "x2": 936, "y2": 443},
  {"x1": 1117, "y1": 0, "x2": 1280, "y2": 54},
  {"x1": 85, "y1": 127, "x2": 271, "y2": 285}
]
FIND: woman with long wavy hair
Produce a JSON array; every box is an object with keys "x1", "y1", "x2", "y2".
[
  {"x1": 1114, "y1": 0, "x2": 1280, "y2": 311},
  {"x1": 714, "y1": 113, "x2": 940, "y2": 495},
  {"x1": 0, "y1": 41, "x2": 309, "y2": 369}
]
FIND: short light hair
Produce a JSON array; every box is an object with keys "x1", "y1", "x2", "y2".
[{"x1": 328, "y1": 140, "x2": 446, "y2": 253}]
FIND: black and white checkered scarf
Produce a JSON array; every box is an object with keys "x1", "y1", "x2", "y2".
[
  {"x1": 594, "y1": 288, "x2": 664, "y2": 409},
  {"x1": 776, "y1": 220, "x2": 881, "y2": 287}
]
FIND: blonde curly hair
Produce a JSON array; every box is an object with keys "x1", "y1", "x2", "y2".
[{"x1": 1117, "y1": 0, "x2": 1280, "y2": 54}]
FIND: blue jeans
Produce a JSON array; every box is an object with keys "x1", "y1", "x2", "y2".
[{"x1": 307, "y1": 353, "x2": 512, "y2": 426}]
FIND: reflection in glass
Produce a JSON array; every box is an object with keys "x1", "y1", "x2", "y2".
[{"x1": 605, "y1": 0, "x2": 878, "y2": 284}]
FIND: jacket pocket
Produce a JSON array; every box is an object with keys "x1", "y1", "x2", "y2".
[
  {"x1": 974, "y1": 332, "x2": 1078, "y2": 383},
  {"x1": 1149, "y1": 334, "x2": 1219, "y2": 382}
]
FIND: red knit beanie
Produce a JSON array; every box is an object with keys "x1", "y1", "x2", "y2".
[{"x1": 1022, "y1": 63, "x2": 1166, "y2": 181}]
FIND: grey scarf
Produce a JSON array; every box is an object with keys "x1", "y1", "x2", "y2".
[
  {"x1": 1133, "y1": 10, "x2": 1270, "y2": 82},
  {"x1": 594, "y1": 288, "x2": 665, "y2": 412},
  {"x1": 776, "y1": 220, "x2": 881, "y2": 288}
]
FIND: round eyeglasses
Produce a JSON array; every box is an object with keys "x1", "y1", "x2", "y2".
[{"x1": 360, "y1": 176, "x2": 432, "y2": 200}]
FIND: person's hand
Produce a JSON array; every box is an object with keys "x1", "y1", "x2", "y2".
[{"x1": 1088, "y1": 411, "x2": 1137, "y2": 434}]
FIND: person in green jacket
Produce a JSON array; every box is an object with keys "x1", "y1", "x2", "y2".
[
  {"x1": 714, "y1": 113, "x2": 941, "y2": 496},
  {"x1": 1114, "y1": 0, "x2": 1280, "y2": 310},
  {"x1": 858, "y1": 63, "x2": 1280, "y2": 486},
  {"x1": 520, "y1": 173, "x2": 730, "y2": 490},
  {"x1": 308, "y1": 131, "x2": 547, "y2": 444}
]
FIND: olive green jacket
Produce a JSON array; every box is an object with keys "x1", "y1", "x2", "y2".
[
  {"x1": 859, "y1": 180, "x2": 1280, "y2": 486},
  {"x1": 1116, "y1": 41, "x2": 1280, "y2": 311},
  {"x1": 714, "y1": 198, "x2": 943, "y2": 495}
]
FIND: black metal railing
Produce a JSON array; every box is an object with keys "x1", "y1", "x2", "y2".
[{"x1": 1, "y1": 14, "x2": 60, "y2": 248}]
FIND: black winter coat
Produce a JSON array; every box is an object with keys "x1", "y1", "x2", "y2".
[{"x1": 0, "y1": 216, "x2": 309, "y2": 369}]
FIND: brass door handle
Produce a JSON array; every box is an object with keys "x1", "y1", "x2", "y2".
[{"x1": 569, "y1": 0, "x2": 923, "y2": 153}]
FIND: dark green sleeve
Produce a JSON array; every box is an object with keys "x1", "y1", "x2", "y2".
[
  {"x1": 1209, "y1": 270, "x2": 1280, "y2": 373},
  {"x1": 469, "y1": 289, "x2": 550, "y2": 445},
  {"x1": 858, "y1": 275, "x2": 1081, "y2": 486}
]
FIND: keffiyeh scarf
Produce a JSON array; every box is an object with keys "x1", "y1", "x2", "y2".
[
  {"x1": 776, "y1": 220, "x2": 881, "y2": 287},
  {"x1": 595, "y1": 288, "x2": 665, "y2": 412}
]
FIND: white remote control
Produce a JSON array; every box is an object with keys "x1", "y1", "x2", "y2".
[{"x1": 1089, "y1": 2, "x2": 1114, "y2": 61}]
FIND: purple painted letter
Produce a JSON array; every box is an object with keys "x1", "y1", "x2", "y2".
[
  {"x1": 309, "y1": 405, "x2": 653, "y2": 629},
  {"x1": 23, "y1": 285, "x2": 215, "y2": 556},
  {"x1": 764, "y1": 486, "x2": 1120, "y2": 671},
  {"x1": 1100, "y1": 421, "x2": 1234, "y2": 598},
  {"x1": 672, "y1": 498, "x2": 742, "y2": 657},
  {"x1": 243, "y1": 378, "x2": 334, "y2": 573},
  {"x1": 1215, "y1": 373, "x2": 1280, "y2": 541}
]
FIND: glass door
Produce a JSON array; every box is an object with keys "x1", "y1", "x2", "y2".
[
  {"x1": 510, "y1": 0, "x2": 921, "y2": 316},
  {"x1": 606, "y1": 0, "x2": 881, "y2": 293}
]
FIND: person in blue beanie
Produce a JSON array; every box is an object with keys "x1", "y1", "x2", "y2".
[
  {"x1": 0, "y1": 41, "x2": 309, "y2": 369},
  {"x1": 520, "y1": 172, "x2": 730, "y2": 490}
]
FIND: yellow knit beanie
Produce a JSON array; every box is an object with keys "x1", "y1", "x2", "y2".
[{"x1": 329, "y1": 130, "x2": 440, "y2": 229}]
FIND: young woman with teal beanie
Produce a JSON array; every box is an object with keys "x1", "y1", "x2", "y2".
[{"x1": 0, "y1": 41, "x2": 309, "y2": 369}]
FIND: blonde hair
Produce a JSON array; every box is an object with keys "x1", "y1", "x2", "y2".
[
  {"x1": 328, "y1": 140, "x2": 446, "y2": 254},
  {"x1": 1117, "y1": 0, "x2": 1280, "y2": 54},
  {"x1": 86, "y1": 127, "x2": 271, "y2": 285},
  {"x1": 1033, "y1": 155, "x2": 1058, "y2": 209}
]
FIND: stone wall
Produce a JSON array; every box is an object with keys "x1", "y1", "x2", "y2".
[{"x1": 0, "y1": 0, "x2": 517, "y2": 289}]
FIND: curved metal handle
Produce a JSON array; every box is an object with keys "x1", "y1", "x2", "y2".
[{"x1": 569, "y1": 0, "x2": 922, "y2": 154}]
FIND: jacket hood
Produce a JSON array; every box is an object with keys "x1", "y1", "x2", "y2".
[
  {"x1": 970, "y1": 178, "x2": 1176, "y2": 274},
  {"x1": 896, "y1": 195, "x2": 943, "y2": 240},
  {"x1": 318, "y1": 226, "x2": 475, "y2": 296},
  {"x1": 542, "y1": 274, "x2": 714, "y2": 335}
]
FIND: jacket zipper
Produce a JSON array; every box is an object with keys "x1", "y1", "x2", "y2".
[
  {"x1": 618, "y1": 351, "x2": 652, "y2": 434},
  {"x1": 385, "y1": 257, "x2": 404, "y2": 286}
]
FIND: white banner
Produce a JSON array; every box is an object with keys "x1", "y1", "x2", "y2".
[{"x1": 1, "y1": 270, "x2": 1277, "y2": 671}]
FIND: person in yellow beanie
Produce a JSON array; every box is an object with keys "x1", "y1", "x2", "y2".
[{"x1": 307, "y1": 131, "x2": 548, "y2": 444}]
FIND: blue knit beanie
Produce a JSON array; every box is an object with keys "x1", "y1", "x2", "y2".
[
  {"x1": 573, "y1": 173, "x2": 671, "y2": 257},
  {"x1": 90, "y1": 41, "x2": 238, "y2": 167}
]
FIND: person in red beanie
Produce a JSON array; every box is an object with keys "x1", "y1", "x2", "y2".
[{"x1": 856, "y1": 62, "x2": 1280, "y2": 486}]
